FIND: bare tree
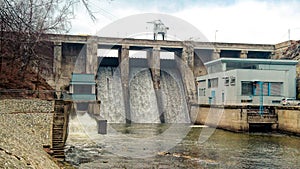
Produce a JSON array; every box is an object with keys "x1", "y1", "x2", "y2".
[
  {"x1": 1, "y1": 0, "x2": 87, "y2": 71},
  {"x1": 0, "y1": 0, "x2": 97, "y2": 98}
]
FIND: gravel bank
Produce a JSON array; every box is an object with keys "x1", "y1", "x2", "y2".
[
  {"x1": 0, "y1": 99, "x2": 54, "y2": 114},
  {"x1": 0, "y1": 113, "x2": 59, "y2": 169}
]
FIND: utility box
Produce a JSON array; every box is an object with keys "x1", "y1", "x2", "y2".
[{"x1": 97, "y1": 119, "x2": 107, "y2": 134}]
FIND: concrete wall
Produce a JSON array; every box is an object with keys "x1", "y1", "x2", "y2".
[
  {"x1": 192, "y1": 105, "x2": 249, "y2": 132},
  {"x1": 277, "y1": 108, "x2": 300, "y2": 135},
  {"x1": 192, "y1": 105, "x2": 300, "y2": 136}
]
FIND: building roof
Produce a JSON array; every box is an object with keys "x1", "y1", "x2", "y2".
[
  {"x1": 70, "y1": 73, "x2": 95, "y2": 83},
  {"x1": 204, "y1": 58, "x2": 298, "y2": 66}
]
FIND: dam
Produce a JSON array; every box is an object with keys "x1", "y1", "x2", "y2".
[{"x1": 46, "y1": 33, "x2": 277, "y2": 125}]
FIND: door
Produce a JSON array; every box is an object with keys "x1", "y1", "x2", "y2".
[{"x1": 211, "y1": 90, "x2": 216, "y2": 104}]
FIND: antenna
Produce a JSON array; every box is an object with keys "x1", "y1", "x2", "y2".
[{"x1": 147, "y1": 20, "x2": 169, "y2": 40}]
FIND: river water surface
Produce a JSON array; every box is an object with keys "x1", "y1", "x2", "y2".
[{"x1": 65, "y1": 122, "x2": 300, "y2": 169}]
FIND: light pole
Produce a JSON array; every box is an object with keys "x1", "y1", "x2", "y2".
[{"x1": 215, "y1": 30, "x2": 218, "y2": 42}]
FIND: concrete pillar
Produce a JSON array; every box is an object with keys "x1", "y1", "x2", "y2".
[
  {"x1": 240, "y1": 50, "x2": 248, "y2": 58},
  {"x1": 213, "y1": 49, "x2": 221, "y2": 60},
  {"x1": 193, "y1": 49, "x2": 207, "y2": 77},
  {"x1": 184, "y1": 42, "x2": 194, "y2": 71},
  {"x1": 54, "y1": 42, "x2": 62, "y2": 98},
  {"x1": 86, "y1": 37, "x2": 98, "y2": 74},
  {"x1": 147, "y1": 46, "x2": 165, "y2": 123},
  {"x1": 175, "y1": 46, "x2": 197, "y2": 119},
  {"x1": 182, "y1": 45, "x2": 197, "y2": 104},
  {"x1": 147, "y1": 46, "x2": 161, "y2": 89},
  {"x1": 118, "y1": 45, "x2": 131, "y2": 123}
]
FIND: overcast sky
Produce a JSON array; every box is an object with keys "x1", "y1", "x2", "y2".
[{"x1": 69, "y1": 0, "x2": 300, "y2": 44}]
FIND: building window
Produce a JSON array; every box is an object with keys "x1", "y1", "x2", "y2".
[
  {"x1": 263, "y1": 82, "x2": 269, "y2": 95},
  {"x1": 269, "y1": 82, "x2": 283, "y2": 96},
  {"x1": 224, "y1": 77, "x2": 229, "y2": 86},
  {"x1": 198, "y1": 80, "x2": 206, "y2": 96},
  {"x1": 198, "y1": 80, "x2": 206, "y2": 88},
  {"x1": 208, "y1": 78, "x2": 218, "y2": 88},
  {"x1": 241, "y1": 81, "x2": 253, "y2": 95},
  {"x1": 249, "y1": 81, "x2": 283, "y2": 96},
  {"x1": 74, "y1": 84, "x2": 92, "y2": 94},
  {"x1": 199, "y1": 88, "x2": 206, "y2": 96},
  {"x1": 230, "y1": 76, "x2": 236, "y2": 86}
]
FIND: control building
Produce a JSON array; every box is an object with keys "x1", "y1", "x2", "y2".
[{"x1": 196, "y1": 58, "x2": 298, "y2": 105}]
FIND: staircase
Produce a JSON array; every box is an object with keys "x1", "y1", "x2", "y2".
[{"x1": 51, "y1": 101, "x2": 70, "y2": 159}]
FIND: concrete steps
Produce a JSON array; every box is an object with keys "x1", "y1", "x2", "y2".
[
  {"x1": 48, "y1": 101, "x2": 72, "y2": 159},
  {"x1": 51, "y1": 108, "x2": 66, "y2": 159}
]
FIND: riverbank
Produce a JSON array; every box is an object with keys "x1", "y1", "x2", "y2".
[
  {"x1": 0, "y1": 99, "x2": 59, "y2": 168},
  {"x1": 0, "y1": 112, "x2": 59, "y2": 168}
]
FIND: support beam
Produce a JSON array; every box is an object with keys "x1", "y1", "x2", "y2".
[
  {"x1": 147, "y1": 46, "x2": 161, "y2": 89},
  {"x1": 185, "y1": 42, "x2": 194, "y2": 71},
  {"x1": 147, "y1": 46, "x2": 165, "y2": 123},
  {"x1": 175, "y1": 45, "x2": 197, "y2": 119},
  {"x1": 54, "y1": 42, "x2": 62, "y2": 98},
  {"x1": 86, "y1": 37, "x2": 98, "y2": 74},
  {"x1": 119, "y1": 45, "x2": 131, "y2": 123},
  {"x1": 213, "y1": 48, "x2": 221, "y2": 60},
  {"x1": 182, "y1": 45, "x2": 197, "y2": 104},
  {"x1": 240, "y1": 50, "x2": 248, "y2": 58}
]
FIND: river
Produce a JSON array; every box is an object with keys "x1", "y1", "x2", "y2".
[
  {"x1": 66, "y1": 60, "x2": 300, "y2": 168},
  {"x1": 65, "y1": 121, "x2": 300, "y2": 168}
]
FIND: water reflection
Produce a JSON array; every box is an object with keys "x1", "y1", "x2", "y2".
[{"x1": 66, "y1": 123, "x2": 300, "y2": 168}]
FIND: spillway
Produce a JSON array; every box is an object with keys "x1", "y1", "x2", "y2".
[{"x1": 95, "y1": 63, "x2": 190, "y2": 123}]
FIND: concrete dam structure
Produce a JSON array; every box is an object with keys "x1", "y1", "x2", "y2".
[
  {"x1": 45, "y1": 34, "x2": 279, "y2": 124},
  {"x1": 36, "y1": 34, "x2": 300, "y2": 160}
]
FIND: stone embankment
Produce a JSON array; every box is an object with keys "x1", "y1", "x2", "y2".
[
  {"x1": 0, "y1": 99, "x2": 59, "y2": 169},
  {"x1": 0, "y1": 99, "x2": 53, "y2": 113}
]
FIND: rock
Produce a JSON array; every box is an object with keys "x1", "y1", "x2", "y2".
[{"x1": 157, "y1": 151, "x2": 171, "y2": 156}]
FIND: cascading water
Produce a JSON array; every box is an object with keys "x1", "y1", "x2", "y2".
[
  {"x1": 96, "y1": 67, "x2": 126, "y2": 123},
  {"x1": 160, "y1": 69, "x2": 190, "y2": 123},
  {"x1": 129, "y1": 68, "x2": 160, "y2": 123},
  {"x1": 95, "y1": 62, "x2": 190, "y2": 123}
]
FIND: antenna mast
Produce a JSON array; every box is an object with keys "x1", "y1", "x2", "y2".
[{"x1": 147, "y1": 20, "x2": 169, "y2": 40}]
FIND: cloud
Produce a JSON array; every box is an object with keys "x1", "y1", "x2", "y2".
[
  {"x1": 69, "y1": 0, "x2": 300, "y2": 44},
  {"x1": 174, "y1": 0, "x2": 300, "y2": 43}
]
